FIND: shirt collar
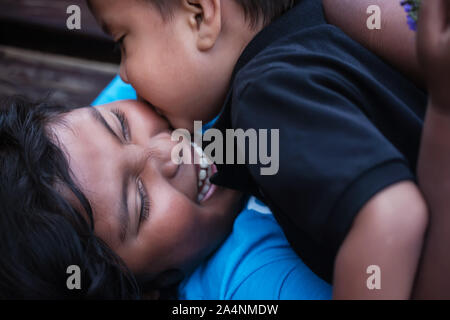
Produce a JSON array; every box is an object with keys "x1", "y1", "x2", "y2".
[
  {"x1": 210, "y1": 1, "x2": 325, "y2": 191},
  {"x1": 231, "y1": 0, "x2": 325, "y2": 81},
  {"x1": 213, "y1": 0, "x2": 325, "y2": 132}
]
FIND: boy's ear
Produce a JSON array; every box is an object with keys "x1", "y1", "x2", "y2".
[{"x1": 182, "y1": 0, "x2": 221, "y2": 51}]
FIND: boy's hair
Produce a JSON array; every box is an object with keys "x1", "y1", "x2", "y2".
[
  {"x1": 146, "y1": 0, "x2": 298, "y2": 26},
  {"x1": 0, "y1": 96, "x2": 141, "y2": 299},
  {"x1": 235, "y1": 0, "x2": 299, "y2": 25}
]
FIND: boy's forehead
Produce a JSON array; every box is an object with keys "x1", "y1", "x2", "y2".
[
  {"x1": 88, "y1": 0, "x2": 121, "y2": 17},
  {"x1": 87, "y1": 0, "x2": 153, "y2": 34},
  {"x1": 88, "y1": 0, "x2": 148, "y2": 16},
  {"x1": 88, "y1": 0, "x2": 127, "y2": 33}
]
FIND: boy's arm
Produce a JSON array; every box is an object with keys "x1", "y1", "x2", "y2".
[
  {"x1": 409, "y1": 0, "x2": 450, "y2": 299},
  {"x1": 333, "y1": 181, "x2": 428, "y2": 299},
  {"x1": 323, "y1": 0, "x2": 423, "y2": 85}
]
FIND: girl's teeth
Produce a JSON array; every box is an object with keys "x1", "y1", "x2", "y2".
[
  {"x1": 198, "y1": 189, "x2": 206, "y2": 202},
  {"x1": 199, "y1": 169, "x2": 207, "y2": 181},
  {"x1": 192, "y1": 142, "x2": 215, "y2": 202},
  {"x1": 198, "y1": 179, "x2": 212, "y2": 203},
  {"x1": 200, "y1": 158, "x2": 209, "y2": 169}
]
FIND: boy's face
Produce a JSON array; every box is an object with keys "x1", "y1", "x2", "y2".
[
  {"x1": 89, "y1": 0, "x2": 238, "y2": 131},
  {"x1": 52, "y1": 100, "x2": 242, "y2": 277}
]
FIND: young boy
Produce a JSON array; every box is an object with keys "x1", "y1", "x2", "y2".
[{"x1": 88, "y1": 0, "x2": 429, "y2": 299}]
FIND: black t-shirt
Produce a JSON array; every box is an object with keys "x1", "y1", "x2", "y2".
[{"x1": 210, "y1": 0, "x2": 427, "y2": 283}]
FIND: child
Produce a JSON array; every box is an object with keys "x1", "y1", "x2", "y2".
[
  {"x1": 0, "y1": 96, "x2": 331, "y2": 299},
  {"x1": 91, "y1": 85, "x2": 332, "y2": 299},
  {"x1": 88, "y1": 0, "x2": 429, "y2": 299}
]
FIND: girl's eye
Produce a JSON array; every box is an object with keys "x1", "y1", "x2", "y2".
[{"x1": 137, "y1": 178, "x2": 150, "y2": 231}]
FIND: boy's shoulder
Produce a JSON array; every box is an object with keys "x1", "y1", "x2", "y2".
[
  {"x1": 229, "y1": 22, "x2": 389, "y2": 120},
  {"x1": 227, "y1": 0, "x2": 382, "y2": 94},
  {"x1": 230, "y1": 18, "x2": 425, "y2": 118},
  {"x1": 234, "y1": 22, "x2": 378, "y2": 93}
]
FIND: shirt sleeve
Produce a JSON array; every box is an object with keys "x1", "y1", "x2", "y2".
[{"x1": 231, "y1": 62, "x2": 415, "y2": 281}]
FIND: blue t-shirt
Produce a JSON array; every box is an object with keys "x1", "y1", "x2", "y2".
[
  {"x1": 92, "y1": 75, "x2": 137, "y2": 106},
  {"x1": 178, "y1": 197, "x2": 332, "y2": 300}
]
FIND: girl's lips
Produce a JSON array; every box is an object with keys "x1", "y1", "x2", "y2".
[
  {"x1": 200, "y1": 163, "x2": 218, "y2": 203},
  {"x1": 191, "y1": 143, "x2": 218, "y2": 203}
]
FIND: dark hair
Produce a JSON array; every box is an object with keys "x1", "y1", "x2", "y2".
[
  {"x1": 87, "y1": 0, "x2": 298, "y2": 29},
  {"x1": 232, "y1": 0, "x2": 299, "y2": 26},
  {"x1": 0, "y1": 96, "x2": 141, "y2": 299},
  {"x1": 141, "y1": 0, "x2": 298, "y2": 26}
]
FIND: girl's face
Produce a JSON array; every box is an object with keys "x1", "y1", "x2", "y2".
[{"x1": 52, "y1": 100, "x2": 242, "y2": 277}]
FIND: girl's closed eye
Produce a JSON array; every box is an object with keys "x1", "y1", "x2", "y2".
[
  {"x1": 111, "y1": 108, "x2": 131, "y2": 142},
  {"x1": 137, "y1": 178, "x2": 150, "y2": 232}
]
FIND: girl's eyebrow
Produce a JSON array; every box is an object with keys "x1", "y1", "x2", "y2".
[{"x1": 88, "y1": 107, "x2": 123, "y2": 145}]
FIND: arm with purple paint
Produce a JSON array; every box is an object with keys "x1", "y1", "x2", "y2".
[
  {"x1": 323, "y1": 0, "x2": 423, "y2": 86},
  {"x1": 410, "y1": 0, "x2": 450, "y2": 299},
  {"x1": 326, "y1": 0, "x2": 450, "y2": 298}
]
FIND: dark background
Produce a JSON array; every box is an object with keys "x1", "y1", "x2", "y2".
[{"x1": 0, "y1": 0, "x2": 121, "y2": 107}]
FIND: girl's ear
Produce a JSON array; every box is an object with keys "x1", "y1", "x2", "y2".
[{"x1": 182, "y1": 0, "x2": 222, "y2": 51}]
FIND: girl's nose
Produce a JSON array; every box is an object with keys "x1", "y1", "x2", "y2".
[
  {"x1": 160, "y1": 158, "x2": 180, "y2": 179},
  {"x1": 143, "y1": 132, "x2": 180, "y2": 179}
]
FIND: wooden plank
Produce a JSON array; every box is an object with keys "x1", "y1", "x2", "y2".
[
  {"x1": 0, "y1": 19, "x2": 120, "y2": 64},
  {"x1": 0, "y1": 45, "x2": 118, "y2": 107},
  {"x1": 0, "y1": 0, "x2": 108, "y2": 40}
]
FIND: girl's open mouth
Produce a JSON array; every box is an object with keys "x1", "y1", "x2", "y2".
[{"x1": 192, "y1": 143, "x2": 218, "y2": 203}]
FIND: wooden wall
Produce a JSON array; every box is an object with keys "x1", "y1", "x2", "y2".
[{"x1": 0, "y1": 0, "x2": 120, "y2": 106}]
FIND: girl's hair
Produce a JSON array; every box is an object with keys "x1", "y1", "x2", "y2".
[{"x1": 0, "y1": 96, "x2": 141, "y2": 299}]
